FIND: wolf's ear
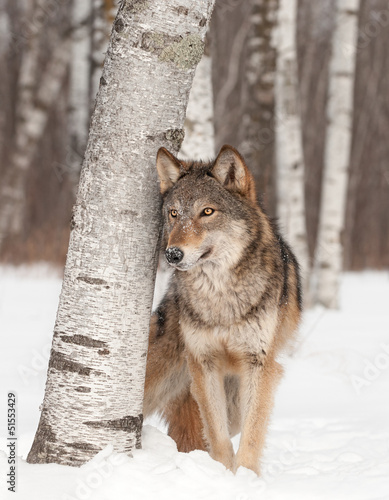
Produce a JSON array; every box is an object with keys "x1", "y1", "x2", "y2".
[
  {"x1": 156, "y1": 148, "x2": 183, "y2": 195},
  {"x1": 212, "y1": 145, "x2": 256, "y2": 202}
]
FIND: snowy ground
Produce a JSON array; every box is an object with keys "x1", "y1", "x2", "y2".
[{"x1": 0, "y1": 264, "x2": 388, "y2": 499}]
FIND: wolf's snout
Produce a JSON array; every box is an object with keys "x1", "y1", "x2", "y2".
[{"x1": 165, "y1": 247, "x2": 184, "y2": 265}]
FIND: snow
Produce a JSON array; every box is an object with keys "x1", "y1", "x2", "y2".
[{"x1": 1, "y1": 265, "x2": 389, "y2": 499}]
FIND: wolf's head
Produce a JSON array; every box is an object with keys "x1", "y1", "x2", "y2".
[{"x1": 156, "y1": 145, "x2": 259, "y2": 271}]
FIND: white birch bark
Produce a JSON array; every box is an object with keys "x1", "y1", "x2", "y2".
[
  {"x1": 68, "y1": 0, "x2": 93, "y2": 187},
  {"x1": 27, "y1": 0, "x2": 215, "y2": 466},
  {"x1": 275, "y1": 0, "x2": 310, "y2": 299},
  {"x1": 315, "y1": 0, "x2": 359, "y2": 308},
  {"x1": 0, "y1": 38, "x2": 70, "y2": 249},
  {"x1": 179, "y1": 52, "x2": 215, "y2": 159}
]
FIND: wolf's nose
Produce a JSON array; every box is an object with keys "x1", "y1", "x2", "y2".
[{"x1": 165, "y1": 247, "x2": 184, "y2": 265}]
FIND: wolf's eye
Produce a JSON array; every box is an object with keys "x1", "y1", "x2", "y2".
[
  {"x1": 170, "y1": 209, "x2": 178, "y2": 218},
  {"x1": 202, "y1": 208, "x2": 214, "y2": 217}
]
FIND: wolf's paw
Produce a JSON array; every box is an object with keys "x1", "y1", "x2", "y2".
[
  {"x1": 235, "y1": 450, "x2": 260, "y2": 476},
  {"x1": 209, "y1": 440, "x2": 235, "y2": 472}
]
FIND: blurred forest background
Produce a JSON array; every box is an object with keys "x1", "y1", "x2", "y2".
[{"x1": 0, "y1": 0, "x2": 388, "y2": 301}]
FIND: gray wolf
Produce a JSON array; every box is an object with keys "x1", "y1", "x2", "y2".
[{"x1": 143, "y1": 145, "x2": 302, "y2": 475}]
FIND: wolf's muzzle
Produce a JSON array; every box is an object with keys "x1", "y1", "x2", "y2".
[{"x1": 165, "y1": 247, "x2": 184, "y2": 265}]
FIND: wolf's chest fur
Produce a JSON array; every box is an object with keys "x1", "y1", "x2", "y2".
[
  {"x1": 173, "y1": 255, "x2": 281, "y2": 367},
  {"x1": 176, "y1": 260, "x2": 272, "y2": 324}
]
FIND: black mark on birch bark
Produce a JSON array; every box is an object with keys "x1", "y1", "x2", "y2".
[
  {"x1": 38, "y1": 413, "x2": 56, "y2": 442},
  {"x1": 66, "y1": 442, "x2": 100, "y2": 451},
  {"x1": 98, "y1": 348, "x2": 110, "y2": 355},
  {"x1": 175, "y1": 6, "x2": 189, "y2": 15},
  {"x1": 70, "y1": 214, "x2": 76, "y2": 230},
  {"x1": 77, "y1": 275, "x2": 110, "y2": 288},
  {"x1": 120, "y1": 209, "x2": 139, "y2": 217},
  {"x1": 49, "y1": 350, "x2": 102, "y2": 376},
  {"x1": 75, "y1": 386, "x2": 91, "y2": 393},
  {"x1": 84, "y1": 414, "x2": 143, "y2": 448},
  {"x1": 114, "y1": 18, "x2": 125, "y2": 33},
  {"x1": 26, "y1": 411, "x2": 56, "y2": 463},
  {"x1": 60, "y1": 334, "x2": 108, "y2": 349}
]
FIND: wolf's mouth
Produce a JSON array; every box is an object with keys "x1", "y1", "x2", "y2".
[
  {"x1": 172, "y1": 248, "x2": 213, "y2": 271},
  {"x1": 200, "y1": 248, "x2": 213, "y2": 260}
]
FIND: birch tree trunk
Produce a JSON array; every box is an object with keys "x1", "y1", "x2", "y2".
[
  {"x1": 238, "y1": 0, "x2": 279, "y2": 215},
  {"x1": 315, "y1": 0, "x2": 359, "y2": 308},
  {"x1": 27, "y1": 0, "x2": 215, "y2": 466},
  {"x1": 179, "y1": 48, "x2": 215, "y2": 160},
  {"x1": 68, "y1": 0, "x2": 93, "y2": 189},
  {"x1": 275, "y1": 0, "x2": 310, "y2": 299},
  {"x1": 0, "y1": 27, "x2": 70, "y2": 250}
]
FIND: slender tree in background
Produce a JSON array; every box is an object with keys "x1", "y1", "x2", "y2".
[
  {"x1": 69, "y1": 0, "x2": 118, "y2": 192},
  {"x1": 211, "y1": 0, "x2": 279, "y2": 215},
  {"x1": 0, "y1": 1, "x2": 9, "y2": 160},
  {"x1": 179, "y1": 43, "x2": 215, "y2": 160},
  {"x1": 239, "y1": 0, "x2": 279, "y2": 213},
  {"x1": 90, "y1": 0, "x2": 117, "y2": 113},
  {"x1": 297, "y1": 1, "x2": 335, "y2": 265},
  {"x1": 315, "y1": 0, "x2": 359, "y2": 308},
  {"x1": 238, "y1": 0, "x2": 279, "y2": 214},
  {"x1": 211, "y1": 0, "x2": 250, "y2": 147},
  {"x1": 68, "y1": 0, "x2": 93, "y2": 189},
  {"x1": 275, "y1": 0, "x2": 309, "y2": 298},
  {"x1": 344, "y1": 0, "x2": 389, "y2": 270},
  {"x1": 27, "y1": 0, "x2": 215, "y2": 466}
]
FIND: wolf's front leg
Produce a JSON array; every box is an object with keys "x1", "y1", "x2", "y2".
[
  {"x1": 187, "y1": 354, "x2": 235, "y2": 471},
  {"x1": 236, "y1": 355, "x2": 283, "y2": 475},
  {"x1": 143, "y1": 302, "x2": 189, "y2": 417}
]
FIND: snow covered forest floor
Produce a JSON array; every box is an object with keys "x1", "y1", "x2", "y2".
[{"x1": 0, "y1": 265, "x2": 388, "y2": 499}]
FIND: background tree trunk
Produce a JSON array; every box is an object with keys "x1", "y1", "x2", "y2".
[
  {"x1": 344, "y1": 0, "x2": 389, "y2": 270},
  {"x1": 179, "y1": 43, "x2": 215, "y2": 160},
  {"x1": 275, "y1": 0, "x2": 310, "y2": 298},
  {"x1": 237, "y1": 0, "x2": 279, "y2": 214},
  {"x1": 314, "y1": 0, "x2": 360, "y2": 308},
  {"x1": 0, "y1": 0, "x2": 39, "y2": 249},
  {"x1": 27, "y1": 0, "x2": 215, "y2": 466},
  {"x1": 90, "y1": 0, "x2": 117, "y2": 114},
  {"x1": 211, "y1": 0, "x2": 279, "y2": 215},
  {"x1": 0, "y1": 1, "x2": 10, "y2": 165},
  {"x1": 211, "y1": 0, "x2": 250, "y2": 150},
  {"x1": 68, "y1": 0, "x2": 93, "y2": 191}
]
